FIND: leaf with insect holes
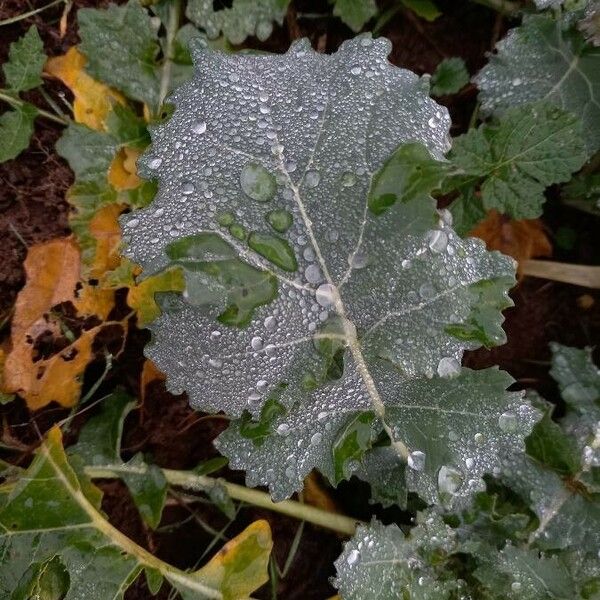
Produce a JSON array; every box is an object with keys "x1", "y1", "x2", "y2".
[
  {"x1": 123, "y1": 34, "x2": 537, "y2": 504},
  {"x1": 0, "y1": 427, "x2": 273, "y2": 600},
  {"x1": 3, "y1": 26, "x2": 46, "y2": 93},
  {"x1": 474, "y1": 14, "x2": 600, "y2": 154},
  {"x1": 186, "y1": 0, "x2": 290, "y2": 44}
]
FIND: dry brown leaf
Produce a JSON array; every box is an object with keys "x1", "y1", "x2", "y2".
[
  {"x1": 3, "y1": 238, "x2": 117, "y2": 410},
  {"x1": 140, "y1": 359, "x2": 165, "y2": 405},
  {"x1": 108, "y1": 147, "x2": 142, "y2": 191},
  {"x1": 45, "y1": 47, "x2": 124, "y2": 130},
  {"x1": 303, "y1": 472, "x2": 341, "y2": 515},
  {"x1": 470, "y1": 210, "x2": 552, "y2": 272}
]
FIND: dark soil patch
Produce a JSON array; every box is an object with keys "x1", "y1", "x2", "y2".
[{"x1": 1, "y1": 1, "x2": 599, "y2": 599}]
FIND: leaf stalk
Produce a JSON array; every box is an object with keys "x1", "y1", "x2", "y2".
[
  {"x1": 85, "y1": 464, "x2": 362, "y2": 536},
  {"x1": 0, "y1": 90, "x2": 68, "y2": 126}
]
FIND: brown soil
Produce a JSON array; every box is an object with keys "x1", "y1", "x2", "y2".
[{"x1": 1, "y1": 1, "x2": 599, "y2": 599}]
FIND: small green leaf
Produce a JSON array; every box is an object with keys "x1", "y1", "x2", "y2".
[
  {"x1": 192, "y1": 456, "x2": 229, "y2": 476},
  {"x1": 79, "y1": 0, "x2": 161, "y2": 111},
  {"x1": 3, "y1": 26, "x2": 46, "y2": 93},
  {"x1": 0, "y1": 104, "x2": 36, "y2": 164},
  {"x1": 525, "y1": 409, "x2": 582, "y2": 476},
  {"x1": 106, "y1": 104, "x2": 151, "y2": 149},
  {"x1": 401, "y1": 0, "x2": 441, "y2": 22},
  {"x1": 121, "y1": 454, "x2": 167, "y2": 529},
  {"x1": 144, "y1": 567, "x2": 163, "y2": 595},
  {"x1": 446, "y1": 102, "x2": 587, "y2": 219},
  {"x1": 430, "y1": 57, "x2": 469, "y2": 96},
  {"x1": 56, "y1": 124, "x2": 118, "y2": 182},
  {"x1": 333, "y1": 0, "x2": 378, "y2": 31}
]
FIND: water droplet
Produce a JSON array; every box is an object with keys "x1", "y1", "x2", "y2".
[
  {"x1": 304, "y1": 170, "x2": 320, "y2": 188},
  {"x1": 305, "y1": 264, "x2": 322, "y2": 284},
  {"x1": 208, "y1": 358, "x2": 222, "y2": 369},
  {"x1": 266, "y1": 208, "x2": 293, "y2": 232},
  {"x1": 498, "y1": 411, "x2": 518, "y2": 433},
  {"x1": 148, "y1": 157, "x2": 162, "y2": 169},
  {"x1": 348, "y1": 250, "x2": 368, "y2": 269},
  {"x1": 218, "y1": 212, "x2": 235, "y2": 227},
  {"x1": 437, "y1": 357, "x2": 461, "y2": 378},
  {"x1": 182, "y1": 181, "x2": 195, "y2": 195},
  {"x1": 347, "y1": 549, "x2": 360, "y2": 565},
  {"x1": 438, "y1": 465, "x2": 463, "y2": 497},
  {"x1": 465, "y1": 457, "x2": 475, "y2": 470},
  {"x1": 350, "y1": 65, "x2": 362, "y2": 76},
  {"x1": 240, "y1": 162, "x2": 276, "y2": 202},
  {"x1": 408, "y1": 450, "x2": 426, "y2": 471},
  {"x1": 316, "y1": 283, "x2": 336, "y2": 307},
  {"x1": 277, "y1": 423, "x2": 290, "y2": 436},
  {"x1": 426, "y1": 229, "x2": 448, "y2": 253},
  {"x1": 264, "y1": 316, "x2": 277, "y2": 331},
  {"x1": 310, "y1": 432, "x2": 322, "y2": 445},
  {"x1": 191, "y1": 121, "x2": 207, "y2": 134},
  {"x1": 511, "y1": 582, "x2": 522, "y2": 592},
  {"x1": 341, "y1": 171, "x2": 357, "y2": 187},
  {"x1": 251, "y1": 336, "x2": 263, "y2": 351},
  {"x1": 474, "y1": 433, "x2": 484, "y2": 445}
]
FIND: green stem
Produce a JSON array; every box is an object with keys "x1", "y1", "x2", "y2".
[
  {"x1": 469, "y1": 0, "x2": 521, "y2": 15},
  {"x1": 0, "y1": 90, "x2": 68, "y2": 126},
  {"x1": 157, "y1": 0, "x2": 182, "y2": 112},
  {"x1": 0, "y1": 0, "x2": 65, "y2": 26},
  {"x1": 86, "y1": 464, "x2": 361, "y2": 536}
]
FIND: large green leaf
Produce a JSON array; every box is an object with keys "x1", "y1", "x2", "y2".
[
  {"x1": 2, "y1": 26, "x2": 46, "y2": 93},
  {"x1": 474, "y1": 14, "x2": 600, "y2": 154},
  {"x1": 186, "y1": 0, "x2": 289, "y2": 44},
  {"x1": 124, "y1": 35, "x2": 536, "y2": 504},
  {"x1": 0, "y1": 427, "x2": 272, "y2": 599},
  {"x1": 0, "y1": 104, "x2": 36, "y2": 163}
]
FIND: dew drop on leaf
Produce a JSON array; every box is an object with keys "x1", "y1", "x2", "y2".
[
  {"x1": 408, "y1": 450, "x2": 426, "y2": 471},
  {"x1": 240, "y1": 162, "x2": 277, "y2": 202}
]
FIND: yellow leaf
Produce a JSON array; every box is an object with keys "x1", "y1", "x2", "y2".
[
  {"x1": 108, "y1": 147, "x2": 142, "y2": 191},
  {"x1": 185, "y1": 520, "x2": 272, "y2": 600},
  {"x1": 140, "y1": 359, "x2": 165, "y2": 405},
  {"x1": 126, "y1": 268, "x2": 186, "y2": 327},
  {"x1": 303, "y1": 472, "x2": 340, "y2": 515},
  {"x1": 2, "y1": 239, "x2": 117, "y2": 409},
  {"x1": 45, "y1": 47, "x2": 124, "y2": 130},
  {"x1": 88, "y1": 203, "x2": 124, "y2": 275}
]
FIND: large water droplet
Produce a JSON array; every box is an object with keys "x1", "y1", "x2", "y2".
[
  {"x1": 316, "y1": 283, "x2": 336, "y2": 307},
  {"x1": 498, "y1": 411, "x2": 518, "y2": 432},
  {"x1": 182, "y1": 181, "x2": 195, "y2": 195},
  {"x1": 348, "y1": 250, "x2": 368, "y2": 269},
  {"x1": 437, "y1": 357, "x2": 461, "y2": 378},
  {"x1": 240, "y1": 163, "x2": 277, "y2": 202},
  {"x1": 304, "y1": 170, "x2": 320, "y2": 188},
  {"x1": 266, "y1": 209, "x2": 293, "y2": 233},
  {"x1": 191, "y1": 121, "x2": 207, "y2": 134},
  {"x1": 264, "y1": 316, "x2": 278, "y2": 331},
  {"x1": 426, "y1": 229, "x2": 448, "y2": 253},
  {"x1": 347, "y1": 549, "x2": 360, "y2": 565},
  {"x1": 408, "y1": 450, "x2": 426, "y2": 471},
  {"x1": 438, "y1": 465, "x2": 463, "y2": 497},
  {"x1": 305, "y1": 264, "x2": 322, "y2": 284},
  {"x1": 248, "y1": 232, "x2": 297, "y2": 271}
]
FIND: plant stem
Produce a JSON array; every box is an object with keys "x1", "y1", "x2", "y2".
[
  {"x1": 521, "y1": 260, "x2": 600, "y2": 288},
  {"x1": 86, "y1": 464, "x2": 361, "y2": 536},
  {"x1": 0, "y1": 90, "x2": 68, "y2": 126},
  {"x1": 157, "y1": 0, "x2": 181, "y2": 112},
  {"x1": 0, "y1": 0, "x2": 65, "y2": 26},
  {"x1": 469, "y1": 0, "x2": 521, "y2": 15}
]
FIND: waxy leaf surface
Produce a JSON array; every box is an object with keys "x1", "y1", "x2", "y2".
[{"x1": 124, "y1": 35, "x2": 536, "y2": 503}]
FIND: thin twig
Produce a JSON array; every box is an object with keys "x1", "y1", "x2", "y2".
[
  {"x1": 0, "y1": 0, "x2": 65, "y2": 26},
  {"x1": 469, "y1": 0, "x2": 521, "y2": 15},
  {"x1": 521, "y1": 260, "x2": 600, "y2": 288},
  {"x1": 0, "y1": 90, "x2": 68, "y2": 126}
]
